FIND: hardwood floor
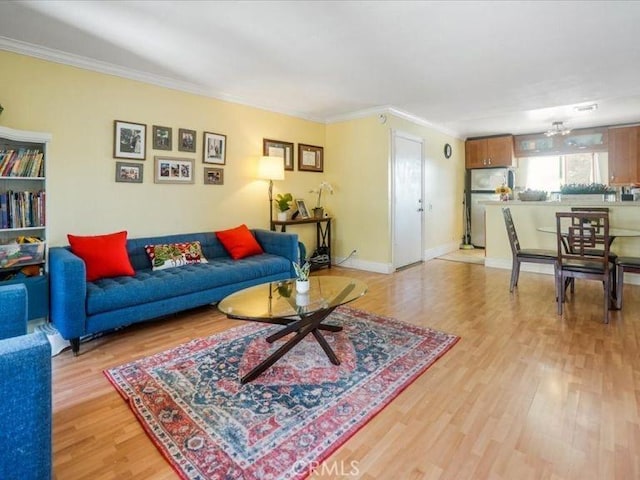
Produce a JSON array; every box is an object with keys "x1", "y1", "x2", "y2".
[{"x1": 51, "y1": 261, "x2": 640, "y2": 479}]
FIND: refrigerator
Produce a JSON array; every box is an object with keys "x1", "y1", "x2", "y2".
[{"x1": 469, "y1": 167, "x2": 515, "y2": 247}]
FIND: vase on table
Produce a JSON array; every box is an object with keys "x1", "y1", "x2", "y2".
[
  {"x1": 295, "y1": 279, "x2": 310, "y2": 293},
  {"x1": 313, "y1": 207, "x2": 324, "y2": 219},
  {"x1": 277, "y1": 211, "x2": 288, "y2": 221}
]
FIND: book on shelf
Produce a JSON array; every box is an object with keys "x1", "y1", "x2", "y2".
[
  {"x1": 0, "y1": 190, "x2": 45, "y2": 229},
  {"x1": 0, "y1": 148, "x2": 44, "y2": 177}
]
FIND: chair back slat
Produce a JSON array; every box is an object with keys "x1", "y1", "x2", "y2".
[
  {"x1": 556, "y1": 211, "x2": 610, "y2": 271},
  {"x1": 502, "y1": 207, "x2": 520, "y2": 255}
]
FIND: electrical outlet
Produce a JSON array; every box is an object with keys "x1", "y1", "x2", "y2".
[{"x1": 352, "y1": 249, "x2": 358, "y2": 256}]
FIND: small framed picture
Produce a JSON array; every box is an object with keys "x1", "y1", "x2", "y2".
[
  {"x1": 204, "y1": 167, "x2": 224, "y2": 185},
  {"x1": 114, "y1": 120, "x2": 146, "y2": 160},
  {"x1": 115, "y1": 161, "x2": 143, "y2": 183},
  {"x1": 298, "y1": 143, "x2": 323, "y2": 172},
  {"x1": 154, "y1": 156, "x2": 195, "y2": 184},
  {"x1": 203, "y1": 131, "x2": 226, "y2": 164},
  {"x1": 152, "y1": 125, "x2": 172, "y2": 150},
  {"x1": 263, "y1": 138, "x2": 294, "y2": 171},
  {"x1": 296, "y1": 199, "x2": 310, "y2": 219},
  {"x1": 178, "y1": 128, "x2": 196, "y2": 152}
]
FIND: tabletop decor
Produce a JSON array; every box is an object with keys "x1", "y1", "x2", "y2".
[
  {"x1": 495, "y1": 183, "x2": 512, "y2": 201},
  {"x1": 517, "y1": 189, "x2": 547, "y2": 201},
  {"x1": 560, "y1": 182, "x2": 616, "y2": 201},
  {"x1": 104, "y1": 306, "x2": 459, "y2": 480},
  {"x1": 310, "y1": 180, "x2": 333, "y2": 218},
  {"x1": 274, "y1": 192, "x2": 293, "y2": 221},
  {"x1": 293, "y1": 260, "x2": 310, "y2": 292}
]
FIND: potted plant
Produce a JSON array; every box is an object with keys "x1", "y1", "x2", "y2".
[
  {"x1": 309, "y1": 181, "x2": 333, "y2": 218},
  {"x1": 293, "y1": 261, "x2": 311, "y2": 292},
  {"x1": 274, "y1": 193, "x2": 293, "y2": 221},
  {"x1": 560, "y1": 183, "x2": 616, "y2": 201}
]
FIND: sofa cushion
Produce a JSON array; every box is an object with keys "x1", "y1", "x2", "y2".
[
  {"x1": 85, "y1": 253, "x2": 291, "y2": 315},
  {"x1": 215, "y1": 224, "x2": 264, "y2": 260},
  {"x1": 145, "y1": 241, "x2": 208, "y2": 271},
  {"x1": 67, "y1": 231, "x2": 135, "y2": 282}
]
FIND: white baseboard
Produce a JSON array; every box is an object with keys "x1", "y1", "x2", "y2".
[
  {"x1": 485, "y1": 257, "x2": 640, "y2": 285},
  {"x1": 333, "y1": 256, "x2": 394, "y2": 274},
  {"x1": 424, "y1": 241, "x2": 461, "y2": 260}
]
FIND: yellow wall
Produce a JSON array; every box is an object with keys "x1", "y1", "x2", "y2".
[
  {"x1": 0, "y1": 50, "x2": 465, "y2": 270},
  {"x1": 326, "y1": 114, "x2": 465, "y2": 268},
  {"x1": 0, "y1": 50, "x2": 326, "y2": 247}
]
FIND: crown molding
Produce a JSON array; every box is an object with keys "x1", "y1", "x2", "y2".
[
  {"x1": 325, "y1": 105, "x2": 463, "y2": 139},
  {"x1": 0, "y1": 36, "x2": 325, "y2": 123},
  {"x1": 0, "y1": 124, "x2": 52, "y2": 143},
  {"x1": 0, "y1": 36, "x2": 461, "y2": 136}
]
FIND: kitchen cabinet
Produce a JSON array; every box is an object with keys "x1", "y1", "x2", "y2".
[
  {"x1": 608, "y1": 126, "x2": 639, "y2": 185},
  {"x1": 514, "y1": 127, "x2": 608, "y2": 157},
  {"x1": 465, "y1": 135, "x2": 514, "y2": 168}
]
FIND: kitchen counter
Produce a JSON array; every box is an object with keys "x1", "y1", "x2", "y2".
[{"x1": 483, "y1": 201, "x2": 640, "y2": 284}]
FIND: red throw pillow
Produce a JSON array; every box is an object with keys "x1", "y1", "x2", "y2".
[
  {"x1": 215, "y1": 224, "x2": 264, "y2": 260},
  {"x1": 67, "y1": 231, "x2": 135, "y2": 281}
]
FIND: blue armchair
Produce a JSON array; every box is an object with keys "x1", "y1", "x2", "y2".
[{"x1": 0, "y1": 284, "x2": 52, "y2": 480}]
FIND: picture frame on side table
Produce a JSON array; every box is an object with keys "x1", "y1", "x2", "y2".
[
  {"x1": 298, "y1": 143, "x2": 323, "y2": 172},
  {"x1": 203, "y1": 131, "x2": 226, "y2": 164},
  {"x1": 204, "y1": 167, "x2": 224, "y2": 185},
  {"x1": 114, "y1": 120, "x2": 146, "y2": 160},
  {"x1": 154, "y1": 156, "x2": 195, "y2": 184},
  {"x1": 296, "y1": 199, "x2": 310, "y2": 219},
  {"x1": 178, "y1": 128, "x2": 196, "y2": 152},
  {"x1": 263, "y1": 138, "x2": 294, "y2": 171},
  {"x1": 115, "y1": 161, "x2": 143, "y2": 183},
  {"x1": 152, "y1": 125, "x2": 172, "y2": 150}
]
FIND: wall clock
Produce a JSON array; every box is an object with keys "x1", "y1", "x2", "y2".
[{"x1": 444, "y1": 143, "x2": 452, "y2": 159}]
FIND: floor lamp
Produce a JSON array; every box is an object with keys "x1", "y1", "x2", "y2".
[{"x1": 258, "y1": 155, "x2": 285, "y2": 226}]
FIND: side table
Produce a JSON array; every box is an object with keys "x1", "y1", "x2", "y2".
[{"x1": 271, "y1": 216, "x2": 332, "y2": 269}]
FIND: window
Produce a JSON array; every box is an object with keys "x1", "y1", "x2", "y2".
[{"x1": 523, "y1": 153, "x2": 604, "y2": 191}]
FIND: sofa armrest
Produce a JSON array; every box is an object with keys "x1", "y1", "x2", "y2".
[
  {"x1": 253, "y1": 229, "x2": 299, "y2": 272},
  {"x1": 49, "y1": 247, "x2": 87, "y2": 341},
  {"x1": 0, "y1": 284, "x2": 27, "y2": 340},
  {"x1": 0, "y1": 332, "x2": 51, "y2": 479}
]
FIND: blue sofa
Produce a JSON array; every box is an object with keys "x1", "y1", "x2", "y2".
[
  {"x1": 49, "y1": 229, "x2": 298, "y2": 354},
  {"x1": 0, "y1": 284, "x2": 52, "y2": 480}
]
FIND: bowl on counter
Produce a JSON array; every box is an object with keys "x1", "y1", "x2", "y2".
[{"x1": 517, "y1": 190, "x2": 548, "y2": 201}]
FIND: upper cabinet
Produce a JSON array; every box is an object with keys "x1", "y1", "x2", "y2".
[
  {"x1": 514, "y1": 127, "x2": 608, "y2": 157},
  {"x1": 608, "y1": 126, "x2": 639, "y2": 185},
  {"x1": 465, "y1": 135, "x2": 514, "y2": 168}
]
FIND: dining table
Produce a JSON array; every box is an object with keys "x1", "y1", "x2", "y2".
[{"x1": 537, "y1": 225, "x2": 640, "y2": 310}]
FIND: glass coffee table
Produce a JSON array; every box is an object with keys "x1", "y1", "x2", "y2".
[{"x1": 218, "y1": 276, "x2": 367, "y2": 383}]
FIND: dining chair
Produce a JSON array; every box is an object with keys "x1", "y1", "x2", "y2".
[
  {"x1": 615, "y1": 257, "x2": 640, "y2": 309},
  {"x1": 502, "y1": 207, "x2": 557, "y2": 293},
  {"x1": 555, "y1": 211, "x2": 614, "y2": 323}
]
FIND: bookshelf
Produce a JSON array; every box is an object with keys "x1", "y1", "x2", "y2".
[{"x1": 0, "y1": 126, "x2": 51, "y2": 320}]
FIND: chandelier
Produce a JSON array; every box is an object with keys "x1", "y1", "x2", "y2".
[{"x1": 545, "y1": 121, "x2": 571, "y2": 137}]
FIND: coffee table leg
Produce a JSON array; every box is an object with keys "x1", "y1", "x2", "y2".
[
  {"x1": 241, "y1": 326, "x2": 310, "y2": 384},
  {"x1": 312, "y1": 329, "x2": 340, "y2": 365}
]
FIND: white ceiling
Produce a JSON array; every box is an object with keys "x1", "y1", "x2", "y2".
[{"x1": 2, "y1": 0, "x2": 640, "y2": 139}]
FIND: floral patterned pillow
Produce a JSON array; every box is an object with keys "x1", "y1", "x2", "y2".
[{"x1": 144, "y1": 241, "x2": 208, "y2": 271}]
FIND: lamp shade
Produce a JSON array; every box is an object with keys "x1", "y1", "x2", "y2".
[{"x1": 258, "y1": 156, "x2": 285, "y2": 181}]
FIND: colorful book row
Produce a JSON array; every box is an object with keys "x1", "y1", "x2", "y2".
[
  {"x1": 0, "y1": 190, "x2": 46, "y2": 229},
  {"x1": 0, "y1": 148, "x2": 45, "y2": 177}
]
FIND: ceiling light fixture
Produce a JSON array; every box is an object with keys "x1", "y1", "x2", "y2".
[
  {"x1": 574, "y1": 103, "x2": 598, "y2": 113},
  {"x1": 545, "y1": 121, "x2": 571, "y2": 137}
]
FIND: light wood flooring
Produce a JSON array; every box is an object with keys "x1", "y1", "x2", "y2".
[{"x1": 52, "y1": 260, "x2": 640, "y2": 479}]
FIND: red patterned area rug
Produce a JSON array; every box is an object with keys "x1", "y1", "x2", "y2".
[{"x1": 104, "y1": 306, "x2": 459, "y2": 479}]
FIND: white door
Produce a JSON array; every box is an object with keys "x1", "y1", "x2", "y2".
[{"x1": 392, "y1": 131, "x2": 424, "y2": 269}]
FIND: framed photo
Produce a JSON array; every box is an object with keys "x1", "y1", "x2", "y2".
[
  {"x1": 152, "y1": 125, "x2": 172, "y2": 150},
  {"x1": 114, "y1": 120, "x2": 146, "y2": 160},
  {"x1": 298, "y1": 143, "x2": 323, "y2": 172},
  {"x1": 203, "y1": 131, "x2": 226, "y2": 164},
  {"x1": 263, "y1": 138, "x2": 294, "y2": 171},
  {"x1": 204, "y1": 167, "x2": 224, "y2": 185},
  {"x1": 115, "y1": 161, "x2": 143, "y2": 183},
  {"x1": 154, "y1": 156, "x2": 195, "y2": 184},
  {"x1": 178, "y1": 128, "x2": 196, "y2": 152},
  {"x1": 296, "y1": 199, "x2": 310, "y2": 219}
]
